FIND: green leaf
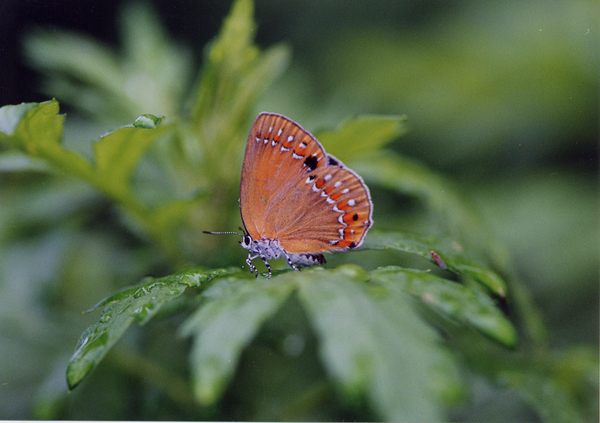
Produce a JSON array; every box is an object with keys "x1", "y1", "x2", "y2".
[
  {"x1": 187, "y1": 0, "x2": 290, "y2": 177},
  {"x1": 180, "y1": 276, "x2": 295, "y2": 405},
  {"x1": 92, "y1": 120, "x2": 171, "y2": 198},
  {"x1": 0, "y1": 100, "x2": 185, "y2": 261},
  {"x1": 353, "y1": 150, "x2": 471, "y2": 230},
  {"x1": 66, "y1": 267, "x2": 241, "y2": 389},
  {"x1": 365, "y1": 230, "x2": 508, "y2": 297},
  {"x1": 0, "y1": 100, "x2": 93, "y2": 179},
  {"x1": 296, "y1": 266, "x2": 459, "y2": 422},
  {"x1": 316, "y1": 114, "x2": 407, "y2": 163},
  {"x1": 352, "y1": 150, "x2": 511, "y2": 271},
  {"x1": 372, "y1": 267, "x2": 517, "y2": 347},
  {"x1": 171, "y1": 265, "x2": 466, "y2": 416},
  {"x1": 147, "y1": 197, "x2": 203, "y2": 234},
  {"x1": 190, "y1": 0, "x2": 290, "y2": 122}
]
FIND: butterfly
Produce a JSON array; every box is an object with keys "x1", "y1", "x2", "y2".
[{"x1": 205, "y1": 113, "x2": 373, "y2": 278}]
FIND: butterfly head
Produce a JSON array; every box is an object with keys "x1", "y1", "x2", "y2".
[
  {"x1": 204, "y1": 228, "x2": 279, "y2": 278},
  {"x1": 240, "y1": 233, "x2": 253, "y2": 250}
]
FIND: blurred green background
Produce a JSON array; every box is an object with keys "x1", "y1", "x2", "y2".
[{"x1": 0, "y1": 0, "x2": 597, "y2": 420}]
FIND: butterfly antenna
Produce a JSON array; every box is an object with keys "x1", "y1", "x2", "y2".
[{"x1": 203, "y1": 230, "x2": 244, "y2": 237}]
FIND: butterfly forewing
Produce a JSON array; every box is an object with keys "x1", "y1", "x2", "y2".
[
  {"x1": 240, "y1": 113, "x2": 373, "y2": 255},
  {"x1": 240, "y1": 113, "x2": 327, "y2": 239}
]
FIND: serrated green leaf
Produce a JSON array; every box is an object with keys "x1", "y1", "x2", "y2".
[
  {"x1": 365, "y1": 229, "x2": 508, "y2": 297},
  {"x1": 229, "y1": 44, "x2": 290, "y2": 127},
  {"x1": 0, "y1": 101, "x2": 185, "y2": 261},
  {"x1": 316, "y1": 114, "x2": 407, "y2": 163},
  {"x1": 372, "y1": 266, "x2": 517, "y2": 347},
  {"x1": 13, "y1": 99, "x2": 65, "y2": 153},
  {"x1": 187, "y1": 0, "x2": 290, "y2": 180},
  {"x1": 354, "y1": 150, "x2": 453, "y2": 202},
  {"x1": 467, "y1": 345, "x2": 598, "y2": 423},
  {"x1": 0, "y1": 100, "x2": 93, "y2": 179},
  {"x1": 180, "y1": 276, "x2": 295, "y2": 405},
  {"x1": 66, "y1": 267, "x2": 241, "y2": 389},
  {"x1": 191, "y1": 0, "x2": 285, "y2": 122},
  {"x1": 296, "y1": 265, "x2": 458, "y2": 422}
]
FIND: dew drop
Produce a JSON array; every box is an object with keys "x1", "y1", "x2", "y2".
[
  {"x1": 77, "y1": 335, "x2": 90, "y2": 350},
  {"x1": 133, "y1": 287, "x2": 150, "y2": 298},
  {"x1": 133, "y1": 114, "x2": 163, "y2": 128},
  {"x1": 148, "y1": 282, "x2": 166, "y2": 291}
]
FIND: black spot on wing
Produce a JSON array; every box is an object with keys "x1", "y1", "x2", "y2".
[
  {"x1": 327, "y1": 155, "x2": 340, "y2": 167},
  {"x1": 304, "y1": 155, "x2": 319, "y2": 171}
]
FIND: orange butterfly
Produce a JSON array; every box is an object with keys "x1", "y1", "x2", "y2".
[{"x1": 206, "y1": 113, "x2": 373, "y2": 277}]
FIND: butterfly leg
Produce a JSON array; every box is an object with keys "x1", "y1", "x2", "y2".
[
  {"x1": 246, "y1": 254, "x2": 259, "y2": 277},
  {"x1": 259, "y1": 255, "x2": 273, "y2": 278},
  {"x1": 282, "y1": 251, "x2": 301, "y2": 272},
  {"x1": 246, "y1": 253, "x2": 273, "y2": 278}
]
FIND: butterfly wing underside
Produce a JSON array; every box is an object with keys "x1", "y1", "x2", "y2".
[{"x1": 240, "y1": 113, "x2": 373, "y2": 254}]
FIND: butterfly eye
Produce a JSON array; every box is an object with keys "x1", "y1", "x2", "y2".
[{"x1": 241, "y1": 235, "x2": 252, "y2": 248}]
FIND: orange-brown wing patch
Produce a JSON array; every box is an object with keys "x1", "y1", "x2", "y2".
[
  {"x1": 276, "y1": 164, "x2": 372, "y2": 254},
  {"x1": 240, "y1": 113, "x2": 328, "y2": 240}
]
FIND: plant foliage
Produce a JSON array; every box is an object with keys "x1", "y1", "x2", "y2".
[{"x1": 0, "y1": 0, "x2": 596, "y2": 421}]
